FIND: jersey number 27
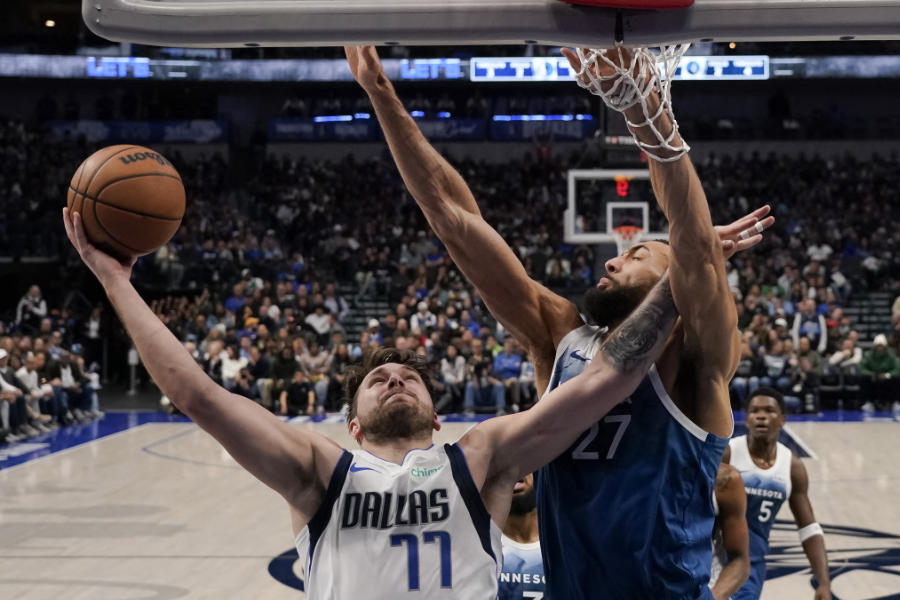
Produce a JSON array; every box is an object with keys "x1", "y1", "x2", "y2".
[{"x1": 571, "y1": 415, "x2": 631, "y2": 460}]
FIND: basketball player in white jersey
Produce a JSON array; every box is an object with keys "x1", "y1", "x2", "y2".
[
  {"x1": 709, "y1": 461, "x2": 751, "y2": 600},
  {"x1": 724, "y1": 388, "x2": 831, "y2": 600},
  {"x1": 723, "y1": 387, "x2": 831, "y2": 600},
  {"x1": 63, "y1": 207, "x2": 680, "y2": 599},
  {"x1": 346, "y1": 45, "x2": 773, "y2": 598},
  {"x1": 498, "y1": 473, "x2": 545, "y2": 600}
]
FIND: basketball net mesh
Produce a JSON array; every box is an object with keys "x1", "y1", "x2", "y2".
[
  {"x1": 571, "y1": 44, "x2": 690, "y2": 162},
  {"x1": 612, "y1": 225, "x2": 643, "y2": 255}
]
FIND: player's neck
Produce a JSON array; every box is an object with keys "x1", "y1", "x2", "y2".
[
  {"x1": 360, "y1": 436, "x2": 434, "y2": 464},
  {"x1": 747, "y1": 435, "x2": 777, "y2": 463},
  {"x1": 502, "y1": 511, "x2": 539, "y2": 544}
]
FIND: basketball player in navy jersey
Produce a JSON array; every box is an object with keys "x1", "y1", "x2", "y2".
[
  {"x1": 724, "y1": 388, "x2": 831, "y2": 600},
  {"x1": 498, "y1": 474, "x2": 545, "y2": 600},
  {"x1": 709, "y1": 461, "x2": 751, "y2": 600},
  {"x1": 346, "y1": 45, "x2": 773, "y2": 599},
  {"x1": 63, "y1": 207, "x2": 679, "y2": 599}
]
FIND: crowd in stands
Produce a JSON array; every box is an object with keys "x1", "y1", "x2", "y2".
[
  {"x1": 0, "y1": 285, "x2": 105, "y2": 444},
  {"x1": 2, "y1": 119, "x2": 900, "y2": 445}
]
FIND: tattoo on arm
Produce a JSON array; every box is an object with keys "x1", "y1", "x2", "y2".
[{"x1": 601, "y1": 275, "x2": 678, "y2": 373}]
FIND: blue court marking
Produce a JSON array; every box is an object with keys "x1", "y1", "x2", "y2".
[
  {"x1": 0, "y1": 412, "x2": 190, "y2": 471},
  {"x1": 139, "y1": 427, "x2": 241, "y2": 470},
  {"x1": 4, "y1": 409, "x2": 892, "y2": 471}
]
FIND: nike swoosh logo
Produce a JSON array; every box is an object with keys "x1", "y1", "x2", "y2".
[
  {"x1": 349, "y1": 464, "x2": 376, "y2": 473},
  {"x1": 569, "y1": 350, "x2": 590, "y2": 362}
]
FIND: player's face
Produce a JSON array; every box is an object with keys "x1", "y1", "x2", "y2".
[
  {"x1": 509, "y1": 473, "x2": 536, "y2": 516},
  {"x1": 350, "y1": 363, "x2": 439, "y2": 444},
  {"x1": 583, "y1": 241, "x2": 670, "y2": 326},
  {"x1": 745, "y1": 396, "x2": 785, "y2": 442}
]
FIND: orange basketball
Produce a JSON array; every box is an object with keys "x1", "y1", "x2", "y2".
[{"x1": 67, "y1": 145, "x2": 185, "y2": 259}]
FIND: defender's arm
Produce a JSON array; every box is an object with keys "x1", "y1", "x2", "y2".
[{"x1": 789, "y1": 455, "x2": 832, "y2": 600}]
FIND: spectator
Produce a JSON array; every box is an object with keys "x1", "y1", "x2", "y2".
[
  {"x1": 58, "y1": 351, "x2": 97, "y2": 422},
  {"x1": 464, "y1": 338, "x2": 505, "y2": 416},
  {"x1": 299, "y1": 340, "x2": 331, "y2": 414},
  {"x1": 15, "y1": 353, "x2": 66, "y2": 425},
  {"x1": 410, "y1": 301, "x2": 437, "y2": 333},
  {"x1": 247, "y1": 346, "x2": 272, "y2": 408},
  {"x1": 518, "y1": 357, "x2": 538, "y2": 410},
  {"x1": 305, "y1": 305, "x2": 332, "y2": 345},
  {"x1": 15, "y1": 285, "x2": 47, "y2": 334},
  {"x1": 791, "y1": 298, "x2": 828, "y2": 354},
  {"x1": 859, "y1": 334, "x2": 900, "y2": 411},
  {"x1": 323, "y1": 283, "x2": 350, "y2": 322},
  {"x1": 493, "y1": 338, "x2": 523, "y2": 411},
  {"x1": 438, "y1": 344, "x2": 466, "y2": 413},
  {"x1": 760, "y1": 340, "x2": 792, "y2": 393},
  {"x1": 270, "y1": 346, "x2": 299, "y2": 412},
  {"x1": 220, "y1": 344, "x2": 249, "y2": 390},
  {"x1": 1, "y1": 350, "x2": 51, "y2": 434},
  {"x1": 791, "y1": 337, "x2": 824, "y2": 410},
  {"x1": 731, "y1": 339, "x2": 763, "y2": 407},
  {"x1": 280, "y1": 370, "x2": 315, "y2": 416}
]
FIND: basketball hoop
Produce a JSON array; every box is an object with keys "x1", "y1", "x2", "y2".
[
  {"x1": 569, "y1": 43, "x2": 690, "y2": 163},
  {"x1": 612, "y1": 225, "x2": 643, "y2": 255}
]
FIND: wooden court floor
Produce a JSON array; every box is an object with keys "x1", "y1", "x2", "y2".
[{"x1": 1, "y1": 418, "x2": 898, "y2": 599}]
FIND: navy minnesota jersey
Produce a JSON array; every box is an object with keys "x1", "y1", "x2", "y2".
[{"x1": 536, "y1": 325, "x2": 730, "y2": 600}]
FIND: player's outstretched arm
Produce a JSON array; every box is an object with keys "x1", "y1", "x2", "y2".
[
  {"x1": 788, "y1": 456, "x2": 832, "y2": 600},
  {"x1": 62, "y1": 209, "x2": 344, "y2": 524},
  {"x1": 563, "y1": 47, "x2": 759, "y2": 437},
  {"x1": 712, "y1": 464, "x2": 751, "y2": 600},
  {"x1": 462, "y1": 273, "x2": 677, "y2": 506},
  {"x1": 345, "y1": 46, "x2": 581, "y2": 389}
]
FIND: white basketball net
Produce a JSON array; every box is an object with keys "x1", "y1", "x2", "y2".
[{"x1": 571, "y1": 43, "x2": 691, "y2": 162}]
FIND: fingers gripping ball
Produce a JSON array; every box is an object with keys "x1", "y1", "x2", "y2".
[{"x1": 67, "y1": 145, "x2": 185, "y2": 259}]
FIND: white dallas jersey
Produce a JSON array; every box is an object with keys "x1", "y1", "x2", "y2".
[{"x1": 295, "y1": 444, "x2": 503, "y2": 599}]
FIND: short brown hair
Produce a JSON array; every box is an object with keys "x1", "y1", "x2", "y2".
[{"x1": 343, "y1": 348, "x2": 434, "y2": 422}]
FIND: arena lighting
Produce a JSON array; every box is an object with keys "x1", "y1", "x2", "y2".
[
  {"x1": 410, "y1": 110, "x2": 426, "y2": 118},
  {"x1": 437, "y1": 112, "x2": 451, "y2": 118},
  {"x1": 492, "y1": 114, "x2": 594, "y2": 122},
  {"x1": 353, "y1": 113, "x2": 371, "y2": 119},
  {"x1": 312, "y1": 115, "x2": 353, "y2": 123},
  {"x1": 45, "y1": 20, "x2": 56, "y2": 27}
]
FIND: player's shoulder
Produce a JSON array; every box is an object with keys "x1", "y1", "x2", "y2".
[
  {"x1": 716, "y1": 462, "x2": 742, "y2": 491},
  {"x1": 540, "y1": 290, "x2": 585, "y2": 348},
  {"x1": 729, "y1": 434, "x2": 747, "y2": 446}
]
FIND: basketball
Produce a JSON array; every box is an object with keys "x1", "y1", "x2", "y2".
[{"x1": 67, "y1": 145, "x2": 185, "y2": 259}]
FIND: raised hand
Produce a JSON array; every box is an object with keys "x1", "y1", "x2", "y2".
[
  {"x1": 716, "y1": 204, "x2": 775, "y2": 261},
  {"x1": 345, "y1": 45, "x2": 387, "y2": 93},
  {"x1": 62, "y1": 207, "x2": 136, "y2": 285}
]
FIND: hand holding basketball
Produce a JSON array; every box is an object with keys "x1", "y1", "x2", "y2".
[
  {"x1": 67, "y1": 145, "x2": 185, "y2": 260},
  {"x1": 63, "y1": 207, "x2": 136, "y2": 285}
]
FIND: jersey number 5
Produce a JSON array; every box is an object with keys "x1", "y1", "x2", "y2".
[
  {"x1": 759, "y1": 500, "x2": 774, "y2": 522},
  {"x1": 572, "y1": 415, "x2": 632, "y2": 460},
  {"x1": 390, "y1": 530, "x2": 452, "y2": 590}
]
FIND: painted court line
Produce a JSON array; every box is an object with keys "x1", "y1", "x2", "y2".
[
  {"x1": 782, "y1": 424, "x2": 819, "y2": 460},
  {"x1": 0, "y1": 423, "x2": 153, "y2": 474}
]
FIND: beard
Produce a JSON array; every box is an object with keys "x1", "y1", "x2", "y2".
[
  {"x1": 583, "y1": 278, "x2": 656, "y2": 327},
  {"x1": 509, "y1": 487, "x2": 536, "y2": 516},
  {"x1": 359, "y1": 396, "x2": 434, "y2": 444}
]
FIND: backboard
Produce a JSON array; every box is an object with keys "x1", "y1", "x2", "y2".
[
  {"x1": 564, "y1": 169, "x2": 668, "y2": 246},
  {"x1": 83, "y1": 0, "x2": 900, "y2": 48}
]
